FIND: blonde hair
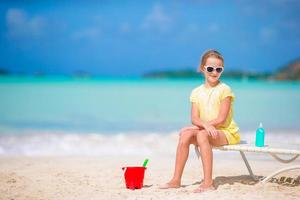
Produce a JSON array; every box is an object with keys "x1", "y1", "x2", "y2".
[{"x1": 198, "y1": 49, "x2": 224, "y2": 72}]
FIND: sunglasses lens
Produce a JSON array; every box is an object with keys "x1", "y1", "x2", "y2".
[
  {"x1": 216, "y1": 68, "x2": 223, "y2": 73},
  {"x1": 206, "y1": 67, "x2": 214, "y2": 72}
]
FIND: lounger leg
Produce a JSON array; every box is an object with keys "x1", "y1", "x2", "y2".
[
  {"x1": 261, "y1": 165, "x2": 300, "y2": 183},
  {"x1": 269, "y1": 153, "x2": 299, "y2": 163},
  {"x1": 239, "y1": 151, "x2": 257, "y2": 180}
]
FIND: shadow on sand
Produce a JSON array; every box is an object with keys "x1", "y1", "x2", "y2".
[{"x1": 188, "y1": 175, "x2": 300, "y2": 188}]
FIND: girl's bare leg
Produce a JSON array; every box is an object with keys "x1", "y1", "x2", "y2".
[
  {"x1": 159, "y1": 127, "x2": 198, "y2": 189},
  {"x1": 196, "y1": 130, "x2": 213, "y2": 187},
  {"x1": 194, "y1": 130, "x2": 228, "y2": 193},
  {"x1": 172, "y1": 131, "x2": 197, "y2": 182}
]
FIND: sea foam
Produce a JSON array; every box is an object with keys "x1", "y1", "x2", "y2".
[{"x1": 0, "y1": 129, "x2": 299, "y2": 156}]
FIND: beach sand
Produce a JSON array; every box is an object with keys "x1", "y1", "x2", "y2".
[{"x1": 1, "y1": 152, "x2": 299, "y2": 200}]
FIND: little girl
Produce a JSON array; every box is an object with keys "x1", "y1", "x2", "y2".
[{"x1": 160, "y1": 49, "x2": 240, "y2": 193}]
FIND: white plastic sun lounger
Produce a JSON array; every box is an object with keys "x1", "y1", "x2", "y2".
[{"x1": 194, "y1": 141, "x2": 300, "y2": 183}]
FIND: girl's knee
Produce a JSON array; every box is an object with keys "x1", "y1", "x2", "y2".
[
  {"x1": 179, "y1": 126, "x2": 191, "y2": 135},
  {"x1": 179, "y1": 128, "x2": 193, "y2": 137},
  {"x1": 179, "y1": 130, "x2": 194, "y2": 145},
  {"x1": 179, "y1": 125, "x2": 199, "y2": 136},
  {"x1": 196, "y1": 130, "x2": 209, "y2": 144}
]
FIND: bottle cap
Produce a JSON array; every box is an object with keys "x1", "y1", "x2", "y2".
[{"x1": 259, "y1": 122, "x2": 263, "y2": 128}]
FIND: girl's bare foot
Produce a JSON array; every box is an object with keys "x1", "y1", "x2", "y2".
[
  {"x1": 159, "y1": 180, "x2": 181, "y2": 189},
  {"x1": 193, "y1": 182, "x2": 215, "y2": 193}
]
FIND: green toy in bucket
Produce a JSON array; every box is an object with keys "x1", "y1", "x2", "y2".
[
  {"x1": 142, "y1": 159, "x2": 149, "y2": 167},
  {"x1": 122, "y1": 159, "x2": 149, "y2": 190}
]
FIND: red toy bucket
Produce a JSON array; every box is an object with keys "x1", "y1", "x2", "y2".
[{"x1": 122, "y1": 166, "x2": 146, "y2": 190}]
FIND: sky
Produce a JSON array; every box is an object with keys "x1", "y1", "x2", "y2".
[{"x1": 0, "y1": 0, "x2": 300, "y2": 77}]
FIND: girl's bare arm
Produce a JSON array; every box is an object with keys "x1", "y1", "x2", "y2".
[
  {"x1": 191, "y1": 103, "x2": 206, "y2": 128},
  {"x1": 191, "y1": 103, "x2": 219, "y2": 138},
  {"x1": 208, "y1": 96, "x2": 232, "y2": 127}
]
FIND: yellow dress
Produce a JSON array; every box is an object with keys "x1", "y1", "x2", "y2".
[{"x1": 190, "y1": 82, "x2": 240, "y2": 145}]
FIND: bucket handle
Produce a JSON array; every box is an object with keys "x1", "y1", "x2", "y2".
[{"x1": 122, "y1": 167, "x2": 127, "y2": 180}]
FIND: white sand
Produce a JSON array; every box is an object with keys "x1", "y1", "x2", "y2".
[{"x1": 1, "y1": 152, "x2": 299, "y2": 200}]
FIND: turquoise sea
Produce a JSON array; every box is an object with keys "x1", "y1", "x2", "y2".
[{"x1": 0, "y1": 76, "x2": 300, "y2": 156}]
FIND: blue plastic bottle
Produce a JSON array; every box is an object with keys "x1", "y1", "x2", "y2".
[{"x1": 255, "y1": 122, "x2": 265, "y2": 147}]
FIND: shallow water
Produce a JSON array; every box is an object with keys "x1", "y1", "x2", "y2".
[
  {"x1": 1, "y1": 76, "x2": 299, "y2": 133},
  {"x1": 0, "y1": 76, "x2": 299, "y2": 156}
]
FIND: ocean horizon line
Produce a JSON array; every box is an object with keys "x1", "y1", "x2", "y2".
[{"x1": 1, "y1": 74, "x2": 300, "y2": 84}]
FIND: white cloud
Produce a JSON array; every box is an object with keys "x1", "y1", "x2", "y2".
[
  {"x1": 6, "y1": 8, "x2": 45, "y2": 39},
  {"x1": 140, "y1": 4, "x2": 172, "y2": 33}
]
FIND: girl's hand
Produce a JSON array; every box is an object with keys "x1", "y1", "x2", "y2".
[{"x1": 203, "y1": 123, "x2": 218, "y2": 139}]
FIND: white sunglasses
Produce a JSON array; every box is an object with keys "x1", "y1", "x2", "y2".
[{"x1": 204, "y1": 66, "x2": 224, "y2": 73}]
